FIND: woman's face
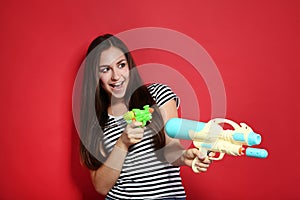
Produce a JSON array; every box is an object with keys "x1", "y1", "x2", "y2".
[{"x1": 98, "y1": 46, "x2": 130, "y2": 99}]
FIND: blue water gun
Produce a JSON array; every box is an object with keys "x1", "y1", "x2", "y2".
[{"x1": 165, "y1": 118, "x2": 268, "y2": 173}]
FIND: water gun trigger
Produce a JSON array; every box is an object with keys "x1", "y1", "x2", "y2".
[{"x1": 209, "y1": 152, "x2": 225, "y2": 161}]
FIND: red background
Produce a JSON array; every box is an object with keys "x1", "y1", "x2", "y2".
[{"x1": 1, "y1": 0, "x2": 299, "y2": 199}]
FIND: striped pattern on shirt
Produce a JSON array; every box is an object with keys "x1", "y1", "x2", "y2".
[{"x1": 102, "y1": 83, "x2": 185, "y2": 199}]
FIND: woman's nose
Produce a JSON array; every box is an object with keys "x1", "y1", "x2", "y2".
[{"x1": 111, "y1": 69, "x2": 121, "y2": 80}]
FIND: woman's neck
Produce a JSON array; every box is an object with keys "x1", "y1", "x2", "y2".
[{"x1": 108, "y1": 99, "x2": 128, "y2": 116}]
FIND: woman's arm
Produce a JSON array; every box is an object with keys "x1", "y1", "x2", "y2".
[
  {"x1": 160, "y1": 99, "x2": 212, "y2": 172},
  {"x1": 90, "y1": 121, "x2": 145, "y2": 195}
]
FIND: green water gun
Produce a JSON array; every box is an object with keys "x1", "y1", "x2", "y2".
[{"x1": 123, "y1": 105, "x2": 154, "y2": 127}]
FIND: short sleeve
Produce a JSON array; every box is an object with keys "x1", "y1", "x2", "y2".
[{"x1": 147, "y1": 83, "x2": 180, "y2": 108}]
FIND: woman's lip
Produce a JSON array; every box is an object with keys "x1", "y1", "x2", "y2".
[{"x1": 110, "y1": 81, "x2": 124, "y2": 89}]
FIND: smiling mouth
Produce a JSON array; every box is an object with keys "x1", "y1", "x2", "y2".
[{"x1": 109, "y1": 81, "x2": 124, "y2": 89}]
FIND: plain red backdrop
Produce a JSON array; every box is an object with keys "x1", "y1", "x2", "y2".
[{"x1": 0, "y1": 0, "x2": 299, "y2": 199}]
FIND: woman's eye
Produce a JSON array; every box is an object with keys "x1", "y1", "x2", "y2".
[
  {"x1": 118, "y1": 62, "x2": 126, "y2": 68},
  {"x1": 99, "y1": 67, "x2": 109, "y2": 73}
]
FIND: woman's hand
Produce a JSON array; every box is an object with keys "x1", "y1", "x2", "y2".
[
  {"x1": 118, "y1": 121, "x2": 145, "y2": 149},
  {"x1": 181, "y1": 148, "x2": 214, "y2": 173}
]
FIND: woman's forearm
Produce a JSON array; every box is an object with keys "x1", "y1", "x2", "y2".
[
  {"x1": 163, "y1": 139, "x2": 186, "y2": 166},
  {"x1": 90, "y1": 138, "x2": 128, "y2": 195},
  {"x1": 91, "y1": 121, "x2": 145, "y2": 195}
]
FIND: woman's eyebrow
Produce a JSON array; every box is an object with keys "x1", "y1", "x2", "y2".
[
  {"x1": 116, "y1": 59, "x2": 126, "y2": 65},
  {"x1": 99, "y1": 59, "x2": 126, "y2": 68},
  {"x1": 98, "y1": 64, "x2": 109, "y2": 68}
]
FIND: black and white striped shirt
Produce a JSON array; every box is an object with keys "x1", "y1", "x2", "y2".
[{"x1": 102, "y1": 83, "x2": 186, "y2": 199}]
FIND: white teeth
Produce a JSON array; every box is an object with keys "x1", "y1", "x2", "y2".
[{"x1": 111, "y1": 82, "x2": 123, "y2": 88}]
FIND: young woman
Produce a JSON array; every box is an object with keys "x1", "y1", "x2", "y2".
[{"x1": 79, "y1": 34, "x2": 212, "y2": 199}]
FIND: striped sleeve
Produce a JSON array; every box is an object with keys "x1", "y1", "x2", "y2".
[{"x1": 147, "y1": 83, "x2": 180, "y2": 108}]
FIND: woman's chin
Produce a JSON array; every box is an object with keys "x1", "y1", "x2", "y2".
[{"x1": 111, "y1": 90, "x2": 126, "y2": 100}]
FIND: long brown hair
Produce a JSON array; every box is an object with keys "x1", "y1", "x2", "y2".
[{"x1": 79, "y1": 34, "x2": 165, "y2": 170}]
